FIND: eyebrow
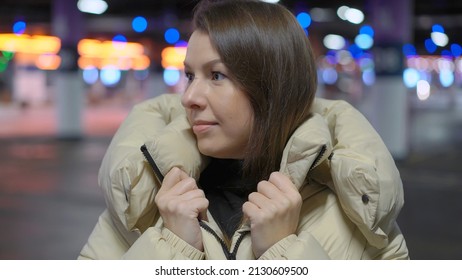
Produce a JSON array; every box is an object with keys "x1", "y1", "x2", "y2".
[{"x1": 183, "y1": 58, "x2": 223, "y2": 70}]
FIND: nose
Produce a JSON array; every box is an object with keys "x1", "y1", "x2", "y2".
[{"x1": 181, "y1": 78, "x2": 206, "y2": 110}]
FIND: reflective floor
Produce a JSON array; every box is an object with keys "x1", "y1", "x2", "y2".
[{"x1": 0, "y1": 101, "x2": 461, "y2": 259}]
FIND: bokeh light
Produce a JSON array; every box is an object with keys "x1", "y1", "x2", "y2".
[
  {"x1": 439, "y1": 69, "x2": 454, "y2": 87},
  {"x1": 100, "y1": 66, "x2": 121, "y2": 86},
  {"x1": 322, "y1": 68, "x2": 338, "y2": 84},
  {"x1": 163, "y1": 67, "x2": 181, "y2": 86},
  {"x1": 416, "y1": 80, "x2": 430, "y2": 100},
  {"x1": 13, "y1": 21, "x2": 26, "y2": 35},
  {"x1": 355, "y1": 34, "x2": 373, "y2": 50},
  {"x1": 82, "y1": 67, "x2": 99, "y2": 85},
  {"x1": 296, "y1": 12, "x2": 312, "y2": 29},
  {"x1": 164, "y1": 28, "x2": 180, "y2": 44},
  {"x1": 451, "y1": 44, "x2": 462, "y2": 57},
  {"x1": 425, "y1": 38, "x2": 437, "y2": 54},
  {"x1": 403, "y1": 68, "x2": 420, "y2": 88},
  {"x1": 132, "y1": 16, "x2": 148, "y2": 33}
]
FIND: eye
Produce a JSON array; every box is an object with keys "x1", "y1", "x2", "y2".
[
  {"x1": 185, "y1": 72, "x2": 194, "y2": 83},
  {"x1": 211, "y1": 71, "x2": 226, "y2": 81}
]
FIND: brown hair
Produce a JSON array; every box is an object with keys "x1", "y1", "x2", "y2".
[{"x1": 193, "y1": 0, "x2": 318, "y2": 182}]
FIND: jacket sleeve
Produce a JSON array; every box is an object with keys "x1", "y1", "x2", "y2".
[
  {"x1": 311, "y1": 98, "x2": 406, "y2": 252},
  {"x1": 258, "y1": 185, "x2": 373, "y2": 260},
  {"x1": 78, "y1": 210, "x2": 205, "y2": 260},
  {"x1": 79, "y1": 93, "x2": 206, "y2": 259},
  {"x1": 259, "y1": 233, "x2": 330, "y2": 260}
]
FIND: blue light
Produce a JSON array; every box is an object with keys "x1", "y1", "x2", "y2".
[
  {"x1": 132, "y1": 16, "x2": 148, "y2": 33},
  {"x1": 112, "y1": 34, "x2": 127, "y2": 43},
  {"x1": 322, "y1": 68, "x2": 338, "y2": 85},
  {"x1": 402, "y1": 44, "x2": 417, "y2": 56},
  {"x1": 82, "y1": 67, "x2": 99, "y2": 85},
  {"x1": 424, "y1": 38, "x2": 437, "y2": 54},
  {"x1": 439, "y1": 70, "x2": 454, "y2": 87},
  {"x1": 174, "y1": 40, "x2": 188, "y2": 48},
  {"x1": 163, "y1": 68, "x2": 181, "y2": 86},
  {"x1": 359, "y1": 25, "x2": 374, "y2": 37},
  {"x1": 296, "y1": 12, "x2": 312, "y2": 29},
  {"x1": 403, "y1": 68, "x2": 420, "y2": 88},
  {"x1": 164, "y1": 28, "x2": 180, "y2": 44},
  {"x1": 362, "y1": 69, "x2": 375, "y2": 86},
  {"x1": 441, "y1": 50, "x2": 452, "y2": 57},
  {"x1": 450, "y1": 44, "x2": 462, "y2": 57},
  {"x1": 13, "y1": 21, "x2": 26, "y2": 34},
  {"x1": 432, "y1": 24, "x2": 445, "y2": 33},
  {"x1": 348, "y1": 44, "x2": 364, "y2": 59},
  {"x1": 355, "y1": 34, "x2": 373, "y2": 50},
  {"x1": 100, "y1": 67, "x2": 121, "y2": 87}
]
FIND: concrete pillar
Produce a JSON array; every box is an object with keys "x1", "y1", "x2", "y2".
[
  {"x1": 52, "y1": 0, "x2": 85, "y2": 139},
  {"x1": 362, "y1": 0, "x2": 413, "y2": 160}
]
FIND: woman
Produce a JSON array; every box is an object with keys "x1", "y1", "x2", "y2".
[{"x1": 79, "y1": 0, "x2": 409, "y2": 259}]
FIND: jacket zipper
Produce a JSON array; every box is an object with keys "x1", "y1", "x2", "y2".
[
  {"x1": 199, "y1": 220, "x2": 250, "y2": 260},
  {"x1": 308, "y1": 144, "x2": 327, "y2": 171},
  {"x1": 140, "y1": 144, "x2": 250, "y2": 259},
  {"x1": 140, "y1": 144, "x2": 165, "y2": 181}
]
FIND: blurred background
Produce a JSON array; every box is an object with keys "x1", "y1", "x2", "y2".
[{"x1": 0, "y1": 0, "x2": 461, "y2": 259}]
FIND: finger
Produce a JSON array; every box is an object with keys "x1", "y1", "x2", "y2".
[
  {"x1": 169, "y1": 177, "x2": 198, "y2": 196},
  {"x1": 160, "y1": 167, "x2": 189, "y2": 192},
  {"x1": 256, "y1": 180, "x2": 281, "y2": 200},
  {"x1": 242, "y1": 201, "x2": 260, "y2": 220},
  {"x1": 162, "y1": 167, "x2": 189, "y2": 188},
  {"x1": 189, "y1": 197, "x2": 209, "y2": 217},
  {"x1": 268, "y1": 172, "x2": 297, "y2": 194},
  {"x1": 247, "y1": 191, "x2": 271, "y2": 209},
  {"x1": 178, "y1": 188, "x2": 205, "y2": 202}
]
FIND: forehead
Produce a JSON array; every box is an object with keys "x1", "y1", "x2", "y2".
[{"x1": 184, "y1": 31, "x2": 221, "y2": 64}]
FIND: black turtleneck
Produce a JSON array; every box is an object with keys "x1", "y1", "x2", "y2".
[{"x1": 198, "y1": 158, "x2": 255, "y2": 239}]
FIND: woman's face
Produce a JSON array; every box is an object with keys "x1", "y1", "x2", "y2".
[{"x1": 181, "y1": 31, "x2": 253, "y2": 159}]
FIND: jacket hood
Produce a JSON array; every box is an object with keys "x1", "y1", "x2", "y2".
[{"x1": 98, "y1": 94, "x2": 404, "y2": 249}]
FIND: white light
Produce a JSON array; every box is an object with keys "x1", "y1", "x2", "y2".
[
  {"x1": 337, "y1": 6, "x2": 349, "y2": 20},
  {"x1": 100, "y1": 66, "x2": 121, "y2": 86},
  {"x1": 403, "y1": 68, "x2": 420, "y2": 88},
  {"x1": 416, "y1": 80, "x2": 430, "y2": 100},
  {"x1": 345, "y1": 8, "x2": 364, "y2": 24},
  {"x1": 260, "y1": 0, "x2": 280, "y2": 3},
  {"x1": 77, "y1": 0, "x2": 108, "y2": 15},
  {"x1": 439, "y1": 70, "x2": 454, "y2": 87},
  {"x1": 431, "y1": 32, "x2": 449, "y2": 47},
  {"x1": 323, "y1": 34, "x2": 345, "y2": 50}
]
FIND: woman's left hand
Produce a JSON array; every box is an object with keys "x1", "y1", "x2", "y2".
[{"x1": 242, "y1": 172, "x2": 302, "y2": 258}]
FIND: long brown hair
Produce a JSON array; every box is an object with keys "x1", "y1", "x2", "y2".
[{"x1": 192, "y1": 0, "x2": 318, "y2": 182}]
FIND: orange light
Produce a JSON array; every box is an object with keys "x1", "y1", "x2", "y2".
[
  {"x1": 133, "y1": 55, "x2": 150, "y2": 70},
  {"x1": 14, "y1": 52, "x2": 61, "y2": 69},
  {"x1": 36, "y1": 54, "x2": 61, "y2": 70},
  {"x1": 77, "y1": 38, "x2": 150, "y2": 70},
  {"x1": 161, "y1": 46, "x2": 186, "y2": 69},
  {"x1": 0, "y1": 33, "x2": 61, "y2": 54}
]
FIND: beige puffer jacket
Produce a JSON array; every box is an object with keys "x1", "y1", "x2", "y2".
[{"x1": 78, "y1": 93, "x2": 409, "y2": 260}]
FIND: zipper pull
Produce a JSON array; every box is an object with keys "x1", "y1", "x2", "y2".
[{"x1": 140, "y1": 144, "x2": 164, "y2": 182}]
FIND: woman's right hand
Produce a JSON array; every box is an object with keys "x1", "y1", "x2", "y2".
[{"x1": 155, "y1": 167, "x2": 209, "y2": 251}]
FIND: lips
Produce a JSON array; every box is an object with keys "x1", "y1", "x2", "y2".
[{"x1": 192, "y1": 120, "x2": 217, "y2": 134}]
